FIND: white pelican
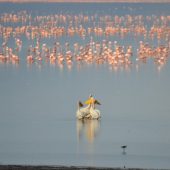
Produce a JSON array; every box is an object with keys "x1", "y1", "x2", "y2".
[
  {"x1": 76, "y1": 94, "x2": 93, "y2": 119},
  {"x1": 84, "y1": 95, "x2": 101, "y2": 119},
  {"x1": 88, "y1": 102, "x2": 101, "y2": 119},
  {"x1": 76, "y1": 101, "x2": 90, "y2": 119},
  {"x1": 80, "y1": 104, "x2": 91, "y2": 116},
  {"x1": 76, "y1": 95, "x2": 101, "y2": 120}
]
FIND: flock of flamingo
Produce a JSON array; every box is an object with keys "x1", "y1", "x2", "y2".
[{"x1": 0, "y1": 11, "x2": 170, "y2": 70}]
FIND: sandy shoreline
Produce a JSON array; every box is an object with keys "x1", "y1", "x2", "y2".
[
  {"x1": 0, "y1": 165, "x2": 121, "y2": 170},
  {"x1": 0, "y1": 165, "x2": 168, "y2": 170}
]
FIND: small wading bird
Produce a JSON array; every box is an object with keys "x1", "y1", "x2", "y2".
[
  {"x1": 121, "y1": 145, "x2": 127, "y2": 155},
  {"x1": 76, "y1": 94, "x2": 101, "y2": 120}
]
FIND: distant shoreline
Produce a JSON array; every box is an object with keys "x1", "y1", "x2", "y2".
[
  {"x1": 0, "y1": 0, "x2": 170, "y2": 3},
  {"x1": 0, "y1": 165, "x2": 168, "y2": 170}
]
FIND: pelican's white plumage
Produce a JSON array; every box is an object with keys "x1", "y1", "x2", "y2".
[
  {"x1": 89, "y1": 103, "x2": 101, "y2": 119},
  {"x1": 76, "y1": 101, "x2": 90, "y2": 119},
  {"x1": 80, "y1": 104, "x2": 91, "y2": 116},
  {"x1": 76, "y1": 95, "x2": 101, "y2": 120}
]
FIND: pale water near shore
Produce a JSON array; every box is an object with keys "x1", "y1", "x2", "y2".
[{"x1": 0, "y1": 2, "x2": 170, "y2": 169}]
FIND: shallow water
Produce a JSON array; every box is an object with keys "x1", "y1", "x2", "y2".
[{"x1": 0, "y1": 2, "x2": 170, "y2": 169}]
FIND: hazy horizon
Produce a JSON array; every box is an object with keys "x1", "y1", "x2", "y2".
[{"x1": 0, "y1": 0, "x2": 170, "y2": 3}]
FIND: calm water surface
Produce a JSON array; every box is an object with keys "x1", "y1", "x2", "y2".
[{"x1": 0, "y1": 2, "x2": 170, "y2": 169}]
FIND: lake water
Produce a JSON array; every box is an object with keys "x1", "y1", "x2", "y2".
[{"x1": 0, "y1": 2, "x2": 170, "y2": 169}]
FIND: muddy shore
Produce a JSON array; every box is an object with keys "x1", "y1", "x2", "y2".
[{"x1": 0, "y1": 165, "x2": 166, "y2": 170}]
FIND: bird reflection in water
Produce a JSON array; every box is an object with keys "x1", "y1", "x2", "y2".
[{"x1": 76, "y1": 119, "x2": 100, "y2": 144}]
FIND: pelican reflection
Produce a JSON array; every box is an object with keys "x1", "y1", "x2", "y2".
[{"x1": 76, "y1": 119, "x2": 100, "y2": 143}]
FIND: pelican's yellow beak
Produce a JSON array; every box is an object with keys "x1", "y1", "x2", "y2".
[
  {"x1": 85, "y1": 99, "x2": 91, "y2": 105},
  {"x1": 85, "y1": 98, "x2": 95, "y2": 105}
]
